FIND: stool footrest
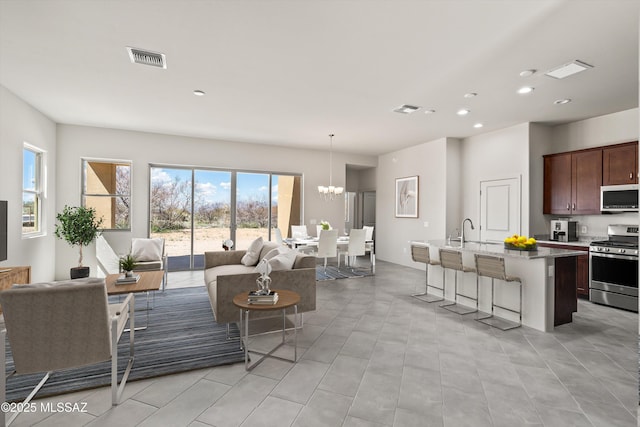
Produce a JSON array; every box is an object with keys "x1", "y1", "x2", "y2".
[
  {"x1": 476, "y1": 315, "x2": 521, "y2": 331},
  {"x1": 441, "y1": 303, "x2": 477, "y2": 315},
  {"x1": 412, "y1": 293, "x2": 444, "y2": 303},
  {"x1": 493, "y1": 303, "x2": 520, "y2": 315}
]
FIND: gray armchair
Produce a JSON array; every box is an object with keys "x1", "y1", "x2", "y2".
[{"x1": 0, "y1": 278, "x2": 135, "y2": 426}]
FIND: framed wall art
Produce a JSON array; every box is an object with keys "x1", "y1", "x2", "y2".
[{"x1": 395, "y1": 176, "x2": 418, "y2": 218}]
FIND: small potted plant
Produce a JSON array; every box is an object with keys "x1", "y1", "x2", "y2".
[
  {"x1": 320, "y1": 220, "x2": 331, "y2": 230},
  {"x1": 55, "y1": 205, "x2": 104, "y2": 279},
  {"x1": 119, "y1": 254, "x2": 137, "y2": 277}
]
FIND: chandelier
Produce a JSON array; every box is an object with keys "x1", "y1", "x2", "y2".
[{"x1": 318, "y1": 133, "x2": 344, "y2": 200}]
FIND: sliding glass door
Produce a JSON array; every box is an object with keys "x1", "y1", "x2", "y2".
[
  {"x1": 193, "y1": 170, "x2": 232, "y2": 268},
  {"x1": 235, "y1": 172, "x2": 270, "y2": 250},
  {"x1": 150, "y1": 166, "x2": 300, "y2": 271}
]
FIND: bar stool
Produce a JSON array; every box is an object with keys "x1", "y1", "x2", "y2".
[
  {"x1": 438, "y1": 249, "x2": 477, "y2": 315},
  {"x1": 474, "y1": 254, "x2": 522, "y2": 330},
  {"x1": 410, "y1": 244, "x2": 442, "y2": 302}
]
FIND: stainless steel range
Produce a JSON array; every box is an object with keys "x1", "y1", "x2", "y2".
[{"x1": 589, "y1": 224, "x2": 638, "y2": 312}]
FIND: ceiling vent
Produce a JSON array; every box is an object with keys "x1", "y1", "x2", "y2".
[
  {"x1": 126, "y1": 47, "x2": 167, "y2": 69},
  {"x1": 393, "y1": 104, "x2": 420, "y2": 114},
  {"x1": 545, "y1": 60, "x2": 592, "y2": 79}
]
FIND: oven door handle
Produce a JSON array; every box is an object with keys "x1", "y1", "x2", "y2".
[{"x1": 590, "y1": 251, "x2": 638, "y2": 261}]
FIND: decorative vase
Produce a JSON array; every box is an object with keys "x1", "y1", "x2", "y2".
[
  {"x1": 256, "y1": 275, "x2": 272, "y2": 294},
  {"x1": 254, "y1": 258, "x2": 272, "y2": 295},
  {"x1": 70, "y1": 266, "x2": 90, "y2": 279},
  {"x1": 125, "y1": 270, "x2": 133, "y2": 278}
]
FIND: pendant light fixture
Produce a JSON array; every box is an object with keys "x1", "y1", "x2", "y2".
[{"x1": 318, "y1": 133, "x2": 344, "y2": 200}]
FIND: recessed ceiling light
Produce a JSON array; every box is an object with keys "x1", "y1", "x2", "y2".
[
  {"x1": 517, "y1": 86, "x2": 534, "y2": 95},
  {"x1": 424, "y1": 109, "x2": 436, "y2": 115},
  {"x1": 519, "y1": 69, "x2": 536, "y2": 77},
  {"x1": 393, "y1": 104, "x2": 420, "y2": 114},
  {"x1": 457, "y1": 109, "x2": 470, "y2": 116},
  {"x1": 473, "y1": 123, "x2": 483, "y2": 128},
  {"x1": 554, "y1": 98, "x2": 572, "y2": 105},
  {"x1": 545, "y1": 60, "x2": 592, "y2": 79},
  {"x1": 193, "y1": 90, "x2": 206, "y2": 96},
  {"x1": 463, "y1": 92, "x2": 477, "y2": 98}
]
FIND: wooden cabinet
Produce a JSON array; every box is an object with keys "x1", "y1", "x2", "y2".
[
  {"x1": 544, "y1": 148, "x2": 602, "y2": 215},
  {"x1": 0, "y1": 266, "x2": 31, "y2": 313},
  {"x1": 544, "y1": 153, "x2": 572, "y2": 214},
  {"x1": 553, "y1": 256, "x2": 577, "y2": 326},
  {"x1": 571, "y1": 149, "x2": 603, "y2": 214},
  {"x1": 603, "y1": 141, "x2": 638, "y2": 185},
  {"x1": 539, "y1": 243, "x2": 589, "y2": 299}
]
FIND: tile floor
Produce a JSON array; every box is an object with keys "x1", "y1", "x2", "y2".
[{"x1": 8, "y1": 261, "x2": 639, "y2": 426}]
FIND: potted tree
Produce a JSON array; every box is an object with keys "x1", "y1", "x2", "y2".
[{"x1": 55, "y1": 205, "x2": 104, "y2": 279}]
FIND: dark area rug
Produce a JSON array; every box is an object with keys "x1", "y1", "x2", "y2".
[
  {"x1": 316, "y1": 265, "x2": 374, "y2": 281},
  {"x1": 5, "y1": 287, "x2": 243, "y2": 402}
]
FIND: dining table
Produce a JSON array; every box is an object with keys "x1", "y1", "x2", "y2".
[{"x1": 284, "y1": 236, "x2": 375, "y2": 269}]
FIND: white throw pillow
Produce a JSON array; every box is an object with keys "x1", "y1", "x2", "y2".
[
  {"x1": 241, "y1": 237, "x2": 264, "y2": 266},
  {"x1": 267, "y1": 247, "x2": 297, "y2": 271},
  {"x1": 261, "y1": 247, "x2": 281, "y2": 262},
  {"x1": 131, "y1": 238, "x2": 164, "y2": 262}
]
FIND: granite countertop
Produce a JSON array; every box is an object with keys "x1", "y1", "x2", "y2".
[
  {"x1": 412, "y1": 240, "x2": 587, "y2": 259},
  {"x1": 533, "y1": 234, "x2": 605, "y2": 247}
]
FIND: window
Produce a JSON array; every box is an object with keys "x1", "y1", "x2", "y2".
[
  {"x1": 82, "y1": 159, "x2": 131, "y2": 230},
  {"x1": 22, "y1": 144, "x2": 45, "y2": 235}
]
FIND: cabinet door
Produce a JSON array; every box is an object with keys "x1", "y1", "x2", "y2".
[
  {"x1": 543, "y1": 153, "x2": 572, "y2": 214},
  {"x1": 554, "y1": 256, "x2": 577, "y2": 326},
  {"x1": 576, "y1": 254, "x2": 589, "y2": 298},
  {"x1": 603, "y1": 142, "x2": 638, "y2": 185},
  {"x1": 571, "y1": 149, "x2": 602, "y2": 215}
]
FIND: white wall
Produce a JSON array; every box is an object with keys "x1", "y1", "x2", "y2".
[
  {"x1": 55, "y1": 124, "x2": 376, "y2": 279},
  {"x1": 376, "y1": 138, "x2": 450, "y2": 267},
  {"x1": 0, "y1": 85, "x2": 57, "y2": 282},
  {"x1": 550, "y1": 108, "x2": 638, "y2": 152},
  {"x1": 529, "y1": 123, "x2": 553, "y2": 236},
  {"x1": 460, "y1": 123, "x2": 531, "y2": 240}
]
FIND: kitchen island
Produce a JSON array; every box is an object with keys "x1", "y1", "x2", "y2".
[{"x1": 411, "y1": 240, "x2": 586, "y2": 332}]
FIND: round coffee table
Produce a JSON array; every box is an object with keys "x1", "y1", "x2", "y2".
[{"x1": 232, "y1": 289, "x2": 300, "y2": 370}]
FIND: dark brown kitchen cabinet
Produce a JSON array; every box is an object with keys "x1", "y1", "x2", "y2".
[
  {"x1": 538, "y1": 242, "x2": 589, "y2": 299},
  {"x1": 603, "y1": 141, "x2": 638, "y2": 185},
  {"x1": 553, "y1": 256, "x2": 578, "y2": 326},
  {"x1": 543, "y1": 148, "x2": 602, "y2": 215},
  {"x1": 544, "y1": 153, "x2": 572, "y2": 214}
]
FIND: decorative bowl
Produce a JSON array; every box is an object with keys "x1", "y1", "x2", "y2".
[{"x1": 504, "y1": 242, "x2": 537, "y2": 251}]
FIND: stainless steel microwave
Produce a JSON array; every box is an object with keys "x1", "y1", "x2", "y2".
[{"x1": 601, "y1": 184, "x2": 639, "y2": 212}]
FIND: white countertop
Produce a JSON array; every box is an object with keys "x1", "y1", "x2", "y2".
[
  {"x1": 411, "y1": 240, "x2": 587, "y2": 259},
  {"x1": 535, "y1": 239, "x2": 592, "y2": 248}
]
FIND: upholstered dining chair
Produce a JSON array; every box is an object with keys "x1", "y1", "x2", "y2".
[
  {"x1": 312, "y1": 229, "x2": 338, "y2": 272},
  {"x1": 363, "y1": 225, "x2": 375, "y2": 273},
  {"x1": 316, "y1": 224, "x2": 332, "y2": 237},
  {"x1": 0, "y1": 278, "x2": 135, "y2": 426},
  {"x1": 338, "y1": 228, "x2": 367, "y2": 271},
  {"x1": 130, "y1": 237, "x2": 168, "y2": 290}
]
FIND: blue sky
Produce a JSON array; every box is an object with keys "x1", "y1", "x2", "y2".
[
  {"x1": 151, "y1": 167, "x2": 279, "y2": 205},
  {"x1": 22, "y1": 149, "x2": 36, "y2": 191}
]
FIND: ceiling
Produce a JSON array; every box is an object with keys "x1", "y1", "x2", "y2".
[{"x1": 0, "y1": 0, "x2": 638, "y2": 156}]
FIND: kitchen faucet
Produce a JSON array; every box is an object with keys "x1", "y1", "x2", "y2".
[{"x1": 461, "y1": 218, "x2": 475, "y2": 243}]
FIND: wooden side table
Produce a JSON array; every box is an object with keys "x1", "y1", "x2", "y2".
[
  {"x1": 232, "y1": 289, "x2": 300, "y2": 371},
  {"x1": 0, "y1": 266, "x2": 31, "y2": 314},
  {"x1": 105, "y1": 270, "x2": 163, "y2": 331}
]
